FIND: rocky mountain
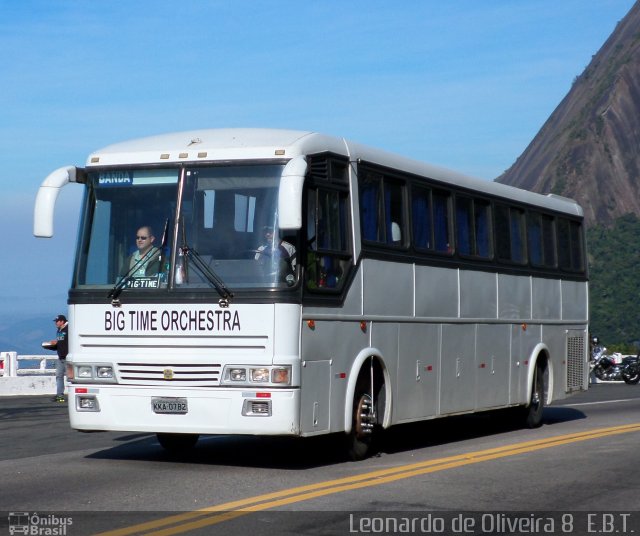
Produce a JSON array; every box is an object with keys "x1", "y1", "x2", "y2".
[
  {"x1": 497, "y1": 2, "x2": 640, "y2": 347},
  {"x1": 497, "y1": 2, "x2": 640, "y2": 228}
]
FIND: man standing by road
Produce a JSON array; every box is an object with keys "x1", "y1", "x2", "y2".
[{"x1": 47, "y1": 314, "x2": 69, "y2": 402}]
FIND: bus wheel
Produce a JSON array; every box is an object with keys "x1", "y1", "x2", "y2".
[
  {"x1": 523, "y1": 365, "x2": 545, "y2": 428},
  {"x1": 346, "y1": 382, "x2": 377, "y2": 461},
  {"x1": 157, "y1": 433, "x2": 199, "y2": 453}
]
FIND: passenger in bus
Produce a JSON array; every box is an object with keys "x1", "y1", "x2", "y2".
[
  {"x1": 306, "y1": 254, "x2": 342, "y2": 289},
  {"x1": 391, "y1": 222, "x2": 401, "y2": 244},
  {"x1": 121, "y1": 225, "x2": 162, "y2": 277},
  {"x1": 254, "y1": 226, "x2": 296, "y2": 274}
]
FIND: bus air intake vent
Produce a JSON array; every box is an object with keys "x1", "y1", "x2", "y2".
[{"x1": 566, "y1": 333, "x2": 585, "y2": 392}]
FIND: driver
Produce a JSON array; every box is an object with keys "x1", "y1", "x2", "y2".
[
  {"x1": 121, "y1": 225, "x2": 161, "y2": 277},
  {"x1": 254, "y1": 226, "x2": 296, "y2": 277}
]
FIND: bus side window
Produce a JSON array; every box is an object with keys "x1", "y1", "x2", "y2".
[
  {"x1": 456, "y1": 196, "x2": 492, "y2": 258},
  {"x1": 359, "y1": 171, "x2": 405, "y2": 247},
  {"x1": 412, "y1": 187, "x2": 432, "y2": 249},
  {"x1": 456, "y1": 196, "x2": 473, "y2": 255},
  {"x1": 384, "y1": 180, "x2": 404, "y2": 246},
  {"x1": 497, "y1": 205, "x2": 525, "y2": 264},
  {"x1": 541, "y1": 215, "x2": 556, "y2": 267},
  {"x1": 360, "y1": 175, "x2": 381, "y2": 242},
  {"x1": 474, "y1": 200, "x2": 492, "y2": 258},
  {"x1": 527, "y1": 212, "x2": 543, "y2": 265},
  {"x1": 557, "y1": 218, "x2": 583, "y2": 272},
  {"x1": 305, "y1": 182, "x2": 350, "y2": 291},
  {"x1": 433, "y1": 191, "x2": 451, "y2": 253}
]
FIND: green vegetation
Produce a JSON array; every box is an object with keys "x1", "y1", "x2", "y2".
[{"x1": 587, "y1": 213, "x2": 640, "y2": 352}]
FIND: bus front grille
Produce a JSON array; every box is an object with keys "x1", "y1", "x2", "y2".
[{"x1": 116, "y1": 363, "x2": 222, "y2": 386}]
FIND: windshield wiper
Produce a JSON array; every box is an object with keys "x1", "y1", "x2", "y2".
[
  {"x1": 108, "y1": 247, "x2": 160, "y2": 306},
  {"x1": 179, "y1": 245, "x2": 234, "y2": 307}
]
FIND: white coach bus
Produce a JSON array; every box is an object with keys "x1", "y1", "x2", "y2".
[{"x1": 34, "y1": 129, "x2": 588, "y2": 459}]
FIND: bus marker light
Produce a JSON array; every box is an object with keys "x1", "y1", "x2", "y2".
[
  {"x1": 272, "y1": 367, "x2": 290, "y2": 384},
  {"x1": 335, "y1": 372, "x2": 346, "y2": 379},
  {"x1": 479, "y1": 363, "x2": 486, "y2": 368},
  {"x1": 256, "y1": 392, "x2": 271, "y2": 398},
  {"x1": 75, "y1": 388, "x2": 88, "y2": 394},
  {"x1": 521, "y1": 323, "x2": 527, "y2": 331},
  {"x1": 275, "y1": 149, "x2": 285, "y2": 155},
  {"x1": 307, "y1": 320, "x2": 315, "y2": 330},
  {"x1": 360, "y1": 321, "x2": 367, "y2": 332},
  {"x1": 426, "y1": 365, "x2": 433, "y2": 372}
]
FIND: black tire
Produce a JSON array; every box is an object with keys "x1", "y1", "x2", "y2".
[
  {"x1": 156, "y1": 433, "x2": 199, "y2": 453},
  {"x1": 523, "y1": 365, "x2": 545, "y2": 428},
  {"x1": 346, "y1": 381, "x2": 377, "y2": 461},
  {"x1": 622, "y1": 367, "x2": 640, "y2": 385}
]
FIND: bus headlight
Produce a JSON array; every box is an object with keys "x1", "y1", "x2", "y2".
[
  {"x1": 250, "y1": 368, "x2": 270, "y2": 383},
  {"x1": 77, "y1": 366, "x2": 93, "y2": 379},
  {"x1": 221, "y1": 365, "x2": 292, "y2": 386},
  {"x1": 228, "y1": 368, "x2": 247, "y2": 382},
  {"x1": 96, "y1": 366, "x2": 114, "y2": 379},
  {"x1": 70, "y1": 363, "x2": 117, "y2": 384}
]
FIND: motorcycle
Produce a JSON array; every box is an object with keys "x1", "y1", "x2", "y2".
[
  {"x1": 591, "y1": 352, "x2": 625, "y2": 382},
  {"x1": 590, "y1": 336, "x2": 631, "y2": 382},
  {"x1": 621, "y1": 354, "x2": 640, "y2": 385}
]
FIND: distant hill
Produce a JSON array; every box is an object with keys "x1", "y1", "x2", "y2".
[
  {"x1": 0, "y1": 313, "x2": 54, "y2": 356},
  {"x1": 496, "y1": 2, "x2": 640, "y2": 347},
  {"x1": 587, "y1": 214, "x2": 640, "y2": 348},
  {"x1": 497, "y1": 3, "x2": 640, "y2": 228}
]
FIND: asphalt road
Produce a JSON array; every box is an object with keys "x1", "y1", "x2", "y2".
[{"x1": 1, "y1": 384, "x2": 640, "y2": 535}]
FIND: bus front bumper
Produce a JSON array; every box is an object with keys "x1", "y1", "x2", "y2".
[{"x1": 68, "y1": 384, "x2": 300, "y2": 436}]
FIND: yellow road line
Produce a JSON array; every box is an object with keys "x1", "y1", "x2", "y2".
[{"x1": 95, "y1": 423, "x2": 640, "y2": 536}]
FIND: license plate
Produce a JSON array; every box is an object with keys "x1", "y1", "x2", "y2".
[{"x1": 152, "y1": 397, "x2": 188, "y2": 414}]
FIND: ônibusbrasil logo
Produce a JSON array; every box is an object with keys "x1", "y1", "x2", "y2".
[{"x1": 8, "y1": 512, "x2": 73, "y2": 535}]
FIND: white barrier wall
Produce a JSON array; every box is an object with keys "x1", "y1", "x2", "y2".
[{"x1": 0, "y1": 352, "x2": 58, "y2": 396}]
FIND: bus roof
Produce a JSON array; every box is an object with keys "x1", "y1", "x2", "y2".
[{"x1": 87, "y1": 128, "x2": 583, "y2": 217}]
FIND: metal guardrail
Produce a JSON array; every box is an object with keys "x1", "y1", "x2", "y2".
[{"x1": 0, "y1": 352, "x2": 56, "y2": 377}]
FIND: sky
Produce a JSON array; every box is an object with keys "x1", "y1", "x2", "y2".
[{"x1": 0, "y1": 0, "x2": 636, "y2": 349}]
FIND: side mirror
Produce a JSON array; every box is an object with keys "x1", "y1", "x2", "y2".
[
  {"x1": 33, "y1": 166, "x2": 82, "y2": 237},
  {"x1": 277, "y1": 156, "x2": 307, "y2": 230}
]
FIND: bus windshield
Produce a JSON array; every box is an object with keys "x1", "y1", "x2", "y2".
[{"x1": 74, "y1": 163, "x2": 298, "y2": 292}]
